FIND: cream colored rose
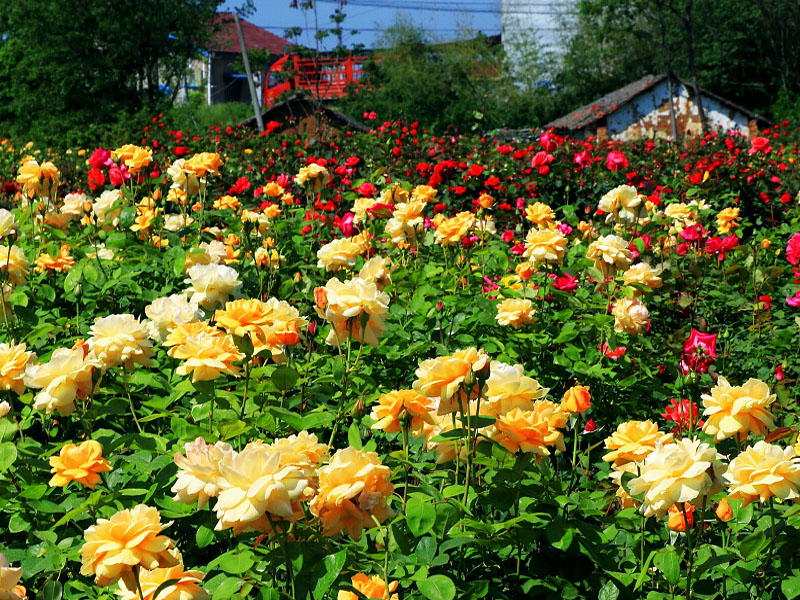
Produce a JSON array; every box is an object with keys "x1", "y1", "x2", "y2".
[
  {"x1": 93, "y1": 190, "x2": 122, "y2": 228},
  {"x1": 352, "y1": 196, "x2": 378, "y2": 224},
  {"x1": 358, "y1": 256, "x2": 393, "y2": 290},
  {"x1": 184, "y1": 263, "x2": 242, "y2": 307},
  {"x1": 598, "y1": 185, "x2": 645, "y2": 224},
  {"x1": 0, "y1": 209, "x2": 17, "y2": 238},
  {"x1": 24, "y1": 347, "x2": 95, "y2": 416},
  {"x1": 241, "y1": 209, "x2": 272, "y2": 236},
  {"x1": 627, "y1": 437, "x2": 725, "y2": 518},
  {"x1": 587, "y1": 234, "x2": 632, "y2": 275},
  {"x1": 495, "y1": 298, "x2": 535, "y2": 328},
  {"x1": 315, "y1": 276, "x2": 390, "y2": 347},
  {"x1": 523, "y1": 228, "x2": 567, "y2": 269},
  {"x1": 0, "y1": 552, "x2": 25, "y2": 600},
  {"x1": 0, "y1": 401, "x2": 9, "y2": 418},
  {"x1": 172, "y1": 437, "x2": 234, "y2": 509},
  {"x1": 145, "y1": 294, "x2": 204, "y2": 342},
  {"x1": 163, "y1": 213, "x2": 194, "y2": 232},
  {"x1": 316, "y1": 238, "x2": 362, "y2": 272},
  {"x1": 88, "y1": 314, "x2": 154, "y2": 370},
  {"x1": 0, "y1": 245, "x2": 29, "y2": 285},
  {"x1": 483, "y1": 360, "x2": 547, "y2": 416},
  {"x1": 724, "y1": 440, "x2": 800, "y2": 507},
  {"x1": 214, "y1": 445, "x2": 310, "y2": 534},
  {"x1": 294, "y1": 164, "x2": 330, "y2": 192},
  {"x1": 702, "y1": 376, "x2": 775, "y2": 442},
  {"x1": 61, "y1": 192, "x2": 87, "y2": 218},
  {"x1": 168, "y1": 158, "x2": 201, "y2": 196},
  {"x1": 623, "y1": 262, "x2": 662, "y2": 291},
  {"x1": 612, "y1": 297, "x2": 649, "y2": 335},
  {"x1": 664, "y1": 202, "x2": 694, "y2": 224},
  {"x1": 385, "y1": 200, "x2": 426, "y2": 245}
]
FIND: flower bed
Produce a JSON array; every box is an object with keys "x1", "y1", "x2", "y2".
[{"x1": 0, "y1": 121, "x2": 799, "y2": 599}]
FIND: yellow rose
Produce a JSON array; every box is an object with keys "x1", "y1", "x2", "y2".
[
  {"x1": 701, "y1": 376, "x2": 775, "y2": 442},
  {"x1": 49, "y1": 440, "x2": 112, "y2": 489},
  {"x1": 0, "y1": 553, "x2": 25, "y2": 600},
  {"x1": 263, "y1": 181, "x2": 284, "y2": 197},
  {"x1": 212, "y1": 195, "x2": 240, "y2": 211},
  {"x1": 0, "y1": 245, "x2": 29, "y2": 286},
  {"x1": 294, "y1": 164, "x2": 330, "y2": 192},
  {"x1": 716, "y1": 207, "x2": 740, "y2": 234},
  {"x1": 434, "y1": 211, "x2": 476, "y2": 246},
  {"x1": 145, "y1": 294, "x2": 204, "y2": 343},
  {"x1": 24, "y1": 347, "x2": 96, "y2": 416},
  {"x1": 603, "y1": 420, "x2": 673, "y2": 469},
  {"x1": 724, "y1": 440, "x2": 800, "y2": 507},
  {"x1": 0, "y1": 208, "x2": 17, "y2": 238},
  {"x1": 627, "y1": 437, "x2": 724, "y2": 518},
  {"x1": 81, "y1": 505, "x2": 178, "y2": 588},
  {"x1": 411, "y1": 184, "x2": 437, "y2": 203},
  {"x1": 525, "y1": 202, "x2": 556, "y2": 229},
  {"x1": 309, "y1": 447, "x2": 394, "y2": 539},
  {"x1": 358, "y1": 255, "x2": 393, "y2": 290},
  {"x1": 523, "y1": 228, "x2": 567, "y2": 269},
  {"x1": 184, "y1": 152, "x2": 223, "y2": 178},
  {"x1": 0, "y1": 341, "x2": 36, "y2": 395},
  {"x1": 171, "y1": 330, "x2": 243, "y2": 382},
  {"x1": 116, "y1": 549, "x2": 209, "y2": 600},
  {"x1": 370, "y1": 389, "x2": 437, "y2": 434},
  {"x1": 492, "y1": 400, "x2": 567, "y2": 455},
  {"x1": 495, "y1": 298, "x2": 535, "y2": 328},
  {"x1": 412, "y1": 347, "x2": 489, "y2": 415}
]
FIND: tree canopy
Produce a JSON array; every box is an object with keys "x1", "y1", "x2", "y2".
[{"x1": 0, "y1": 0, "x2": 222, "y2": 145}]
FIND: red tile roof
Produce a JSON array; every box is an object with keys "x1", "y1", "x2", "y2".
[{"x1": 210, "y1": 12, "x2": 293, "y2": 55}]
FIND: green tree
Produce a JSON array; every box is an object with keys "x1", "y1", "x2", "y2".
[{"x1": 0, "y1": 0, "x2": 223, "y2": 145}]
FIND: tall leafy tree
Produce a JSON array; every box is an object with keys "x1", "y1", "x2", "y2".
[{"x1": 0, "y1": 0, "x2": 222, "y2": 144}]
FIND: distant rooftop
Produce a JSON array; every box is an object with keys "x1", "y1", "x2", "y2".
[{"x1": 210, "y1": 12, "x2": 293, "y2": 55}]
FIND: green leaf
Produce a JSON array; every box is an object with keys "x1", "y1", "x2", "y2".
[
  {"x1": 0, "y1": 442, "x2": 17, "y2": 471},
  {"x1": 416, "y1": 536, "x2": 437, "y2": 564},
  {"x1": 545, "y1": 519, "x2": 573, "y2": 551},
  {"x1": 417, "y1": 574, "x2": 456, "y2": 600},
  {"x1": 347, "y1": 422, "x2": 362, "y2": 449},
  {"x1": 653, "y1": 547, "x2": 680, "y2": 585},
  {"x1": 406, "y1": 497, "x2": 437, "y2": 537},
  {"x1": 598, "y1": 579, "x2": 620, "y2": 600},
  {"x1": 782, "y1": 575, "x2": 800, "y2": 599},
  {"x1": 196, "y1": 525, "x2": 215, "y2": 549},
  {"x1": 554, "y1": 323, "x2": 579, "y2": 344},
  {"x1": 271, "y1": 366, "x2": 298, "y2": 391},
  {"x1": 63, "y1": 263, "x2": 84, "y2": 294},
  {"x1": 311, "y1": 551, "x2": 346, "y2": 598},
  {"x1": 39, "y1": 580, "x2": 62, "y2": 600},
  {"x1": 211, "y1": 577, "x2": 242, "y2": 599},
  {"x1": 120, "y1": 206, "x2": 137, "y2": 228},
  {"x1": 739, "y1": 530, "x2": 767, "y2": 560},
  {"x1": 217, "y1": 549, "x2": 255, "y2": 574}
]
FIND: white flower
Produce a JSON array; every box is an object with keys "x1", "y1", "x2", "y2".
[
  {"x1": 93, "y1": 190, "x2": 122, "y2": 228},
  {"x1": 0, "y1": 209, "x2": 17, "y2": 238},
  {"x1": 184, "y1": 264, "x2": 242, "y2": 307},
  {"x1": 145, "y1": 294, "x2": 204, "y2": 342}
]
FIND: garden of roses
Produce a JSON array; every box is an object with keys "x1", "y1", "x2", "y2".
[{"x1": 0, "y1": 119, "x2": 799, "y2": 600}]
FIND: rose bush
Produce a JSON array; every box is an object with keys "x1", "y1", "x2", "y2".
[{"x1": 0, "y1": 121, "x2": 798, "y2": 600}]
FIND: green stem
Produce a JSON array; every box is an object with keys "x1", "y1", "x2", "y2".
[
  {"x1": 123, "y1": 368, "x2": 142, "y2": 433},
  {"x1": 681, "y1": 504, "x2": 694, "y2": 600}
]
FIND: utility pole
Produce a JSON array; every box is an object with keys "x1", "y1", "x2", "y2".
[{"x1": 234, "y1": 13, "x2": 265, "y2": 132}]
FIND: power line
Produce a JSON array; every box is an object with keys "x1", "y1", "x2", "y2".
[{"x1": 314, "y1": 0, "x2": 575, "y2": 15}]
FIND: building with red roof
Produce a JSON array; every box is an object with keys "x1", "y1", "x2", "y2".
[{"x1": 203, "y1": 12, "x2": 293, "y2": 105}]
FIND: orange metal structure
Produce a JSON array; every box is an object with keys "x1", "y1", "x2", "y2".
[{"x1": 264, "y1": 54, "x2": 371, "y2": 106}]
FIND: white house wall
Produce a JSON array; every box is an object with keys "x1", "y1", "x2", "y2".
[{"x1": 607, "y1": 81, "x2": 753, "y2": 141}]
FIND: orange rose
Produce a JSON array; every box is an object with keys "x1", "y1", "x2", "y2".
[
  {"x1": 49, "y1": 440, "x2": 112, "y2": 489},
  {"x1": 716, "y1": 497, "x2": 733, "y2": 522},
  {"x1": 562, "y1": 385, "x2": 591, "y2": 413},
  {"x1": 667, "y1": 502, "x2": 695, "y2": 531}
]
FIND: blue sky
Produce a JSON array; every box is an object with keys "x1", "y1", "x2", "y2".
[{"x1": 223, "y1": 0, "x2": 502, "y2": 50}]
